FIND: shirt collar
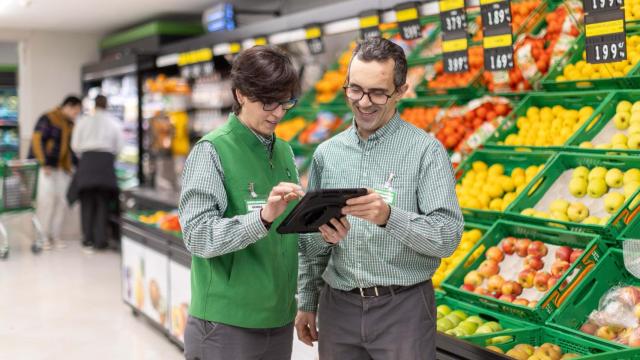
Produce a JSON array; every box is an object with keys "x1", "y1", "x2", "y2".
[
  {"x1": 232, "y1": 113, "x2": 275, "y2": 149},
  {"x1": 350, "y1": 111, "x2": 402, "y2": 145}
]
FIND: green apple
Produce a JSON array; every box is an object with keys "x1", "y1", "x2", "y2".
[
  {"x1": 450, "y1": 310, "x2": 468, "y2": 320},
  {"x1": 596, "y1": 143, "x2": 612, "y2": 150},
  {"x1": 466, "y1": 315, "x2": 485, "y2": 325},
  {"x1": 521, "y1": 208, "x2": 537, "y2": 216},
  {"x1": 568, "y1": 202, "x2": 589, "y2": 222},
  {"x1": 486, "y1": 335, "x2": 513, "y2": 345},
  {"x1": 446, "y1": 314, "x2": 463, "y2": 326},
  {"x1": 456, "y1": 320, "x2": 479, "y2": 335},
  {"x1": 588, "y1": 167, "x2": 608, "y2": 182},
  {"x1": 437, "y1": 305, "x2": 452, "y2": 319},
  {"x1": 629, "y1": 134, "x2": 640, "y2": 150},
  {"x1": 445, "y1": 329, "x2": 456, "y2": 336},
  {"x1": 475, "y1": 325, "x2": 493, "y2": 334},
  {"x1": 437, "y1": 318, "x2": 454, "y2": 332},
  {"x1": 604, "y1": 192, "x2": 626, "y2": 214},
  {"x1": 569, "y1": 178, "x2": 588, "y2": 198},
  {"x1": 600, "y1": 215, "x2": 611, "y2": 225},
  {"x1": 605, "y1": 168, "x2": 624, "y2": 188},
  {"x1": 624, "y1": 182, "x2": 640, "y2": 198},
  {"x1": 550, "y1": 199, "x2": 570, "y2": 214},
  {"x1": 617, "y1": 100, "x2": 633, "y2": 114},
  {"x1": 613, "y1": 112, "x2": 631, "y2": 130},
  {"x1": 612, "y1": 133, "x2": 629, "y2": 146},
  {"x1": 579, "y1": 141, "x2": 594, "y2": 148},
  {"x1": 485, "y1": 321, "x2": 503, "y2": 332},
  {"x1": 582, "y1": 216, "x2": 601, "y2": 225},
  {"x1": 588, "y1": 178, "x2": 609, "y2": 198},
  {"x1": 625, "y1": 169, "x2": 640, "y2": 185},
  {"x1": 551, "y1": 211, "x2": 570, "y2": 222},
  {"x1": 573, "y1": 166, "x2": 590, "y2": 180},
  {"x1": 632, "y1": 101, "x2": 640, "y2": 113},
  {"x1": 629, "y1": 124, "x2": 640, "y2": 136}
]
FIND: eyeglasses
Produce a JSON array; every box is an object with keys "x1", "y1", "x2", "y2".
[
  {"x1": 343, "y1": 86, "x2": 396, "y2": 105},
  {"x1": 262, "y1": 98, "x2": 298, "y2": 111}
]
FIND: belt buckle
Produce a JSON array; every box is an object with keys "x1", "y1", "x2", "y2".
[{"x1": 359, "y1": 286, "x2": 379, "y2": 298}]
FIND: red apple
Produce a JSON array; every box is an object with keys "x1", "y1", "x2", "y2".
[
  {"x1": 555, "y1": 246, "x2": 573, "y2": 262},
  {"x1": 547, "y1": 275, "x2": 561, "y2": 289},
  {"x1": 524, "y1": 255, "x2": 544, "y2": 271},
  {"x1": 490, "y1": 292, "x2": 502, "y2": 299},
  {"x1": 551, "y1": 260, "x2": 570, "y2": 277},
  {"x1": 596, "y1": 326, "x2": 618, "y2": 341},
  {"x1": 478, "y1": 259, "x2": 500, "y2": 278},
  {"x1": 534, "y1": 271, "x2": 552, "y2": 292},
  {"x1": 513, "y1": 298, "x2": 529, "y2": 306},
  {"x1": 474, "y1": 287, "x2": 490, "y2": 296},
  {"x1": 515, "y1": 238, "x2": 531, "y2": 257},
  {"x1": 486, "y1": 246, "x2": 505, "y2": 262},
  {"x1": 580, "y1": 322, "x2": 598, "y2": 335},
  {"x1": 634, "y1": 303, "x2": 640, "y2": 319},
  {"x1": 527, "y1": 240, "x2": 548, "y2": 257},
  {"x1": 528, "y1": 300, "x2": 538, "y2": 308},
  {"x1": 570, "y1": 249, "x2": 584, "y2": 263},
  {"x1": 487, "y1": 275, "x2": 505, "y2": 293},
  {"x1": 619, "y1": 286, "x2": 640, "y2": 306},
  {"x1": 501, "y1": 237, "x2": 517, "y2": 255},
  {"x1": 501, "y1": 281, "x2": 523, "y2": 296},
  {"x1": 464, "y1": 270, "x2": 484, "y2": 287},
  {"x1": 499, "y1": 294, "x2": 516, "y2": 303},
  {"x1": 461, "y1": 284, "x2": 475, "y2": 292},
  {"x1": 518, "y1": 269, "x2": 535, "y2": 289}
]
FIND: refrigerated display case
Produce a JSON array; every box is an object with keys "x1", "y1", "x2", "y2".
[{"x1": 0, "y1": 67, "x2": 18, "y2": 160}]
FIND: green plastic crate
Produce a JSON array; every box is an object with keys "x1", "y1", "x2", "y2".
[
  {"x1": 548, "y1": 248, "x2": 640, "y2": 353},
  {"x1": 541, "y1": 27, "x2": 640, "y2": 91},
  {"x1": 435, "y1": 296, "x2": 539, "y2": 340},
  {"x1": 620, "y1": 208, "x2": 640, "y2": 240},
  {"x1": 505, "y1": 153, "x2": 640, "y2": 240},
  {"x1": 442, "y1": 220, "x2": 605, "y2": 323},
  {"x1": 454, "y1": 150, "x2": 555, "y2": 225},
  {"x1": 484, "y1": 90, "x2": 613, "y2": 151},
  {"x1": 566, "y1": 90, "x2": 640, "y2": 156},
  {"x1": 466, "y1": 326, "x2": 621, "y2": 358}
]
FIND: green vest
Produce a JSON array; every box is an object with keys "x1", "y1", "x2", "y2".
[{"x1": 190, "y1": 114, "x2": 299, "y2": 328}]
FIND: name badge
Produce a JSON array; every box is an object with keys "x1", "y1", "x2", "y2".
[
  {"x1": 375, "y1": 188, "x2": 397, "y2": 205},
  {"x1": 246, "y1": 199, "x2": 267, "y2": 213}
]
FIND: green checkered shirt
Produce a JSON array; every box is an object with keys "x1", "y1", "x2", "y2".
[{"x1": 297, "y1": 112, "x2": 464, "y2": 312}]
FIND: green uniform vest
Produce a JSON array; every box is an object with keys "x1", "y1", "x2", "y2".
[{"x1": 190, "y1": 114, "x2": 299, "y2": 328}]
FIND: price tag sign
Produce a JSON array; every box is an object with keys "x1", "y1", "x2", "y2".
[
  {"x1": 395, "y1": 2, "x2": 422, "y2": 40},
  {"x1": 585, "y1": 10, "x2": 627, "y2": 64},
  {"x1": 483, "y1": 30, "x2": 514, "y2": 70},
  {"x1": 360, "y1": 10, "x2": 382, "y2": 40},
  {"x1": 442, "y1": 33, "x2": 470, "y2": 73},
  {"x1": 254, "y1": 37, "x2": 268, "y2": 46},
  {"x1": 480, "y1": 0, "x2": 512, "y2": 31},
  {"x1": 177, "y1": 48, "x2": 213, "y2": 67},
  {"x1": 305, "y1": 25, "x2": 325, "y2": 55},
  {"x1": 583, "y1": 0, "x2": 622, "y2": 14},
  {"x1": 229, "y1": 42, "x2": 242, "y2": 55}
]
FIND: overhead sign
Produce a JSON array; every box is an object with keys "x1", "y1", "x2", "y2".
[
  {"x1": 360, "y1": 10, "x2": 382, "y2": 40},
  {"x1": 584, "y1": 8, "x2": 627, "y2": 63},
  {"x1": 305, "y1": 25, "x2": 325, "y2": 54}
]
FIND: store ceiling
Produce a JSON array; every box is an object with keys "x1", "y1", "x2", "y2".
[{"x1": 0, "y1": 0, "x2": 339, "y2": 33}]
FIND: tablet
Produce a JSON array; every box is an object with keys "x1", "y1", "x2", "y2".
[{"x1": 276, "y1": 188, "x2": 367, "y2": 234}]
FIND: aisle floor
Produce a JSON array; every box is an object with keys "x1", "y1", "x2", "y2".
[{"x1": 0, "y1": 214, "x2": 318, "y2": 360}]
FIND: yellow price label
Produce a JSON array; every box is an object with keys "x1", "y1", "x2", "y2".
[
  {"x1": 440, "y1": 0, "x2": 465, "y2": 12},
  {"x1": 360, "y1": 15, "x2": 380, "y2": 28},
  {"x1": 586, "y1": 19, "x2": 624, "y2": 37},
  {"x1": 396, "y1": 7, "x2": 419, "y2": 22},
  {"x1": 443, "y1": 37, "x2": 468, "y2": 52},
  {"x1": 479, "y1": 0, "x2": 503, "y2": 5},
  {"x1": 177, "y1": 48, "x2": 213, "y2": 66},
  {"x1": 230, "y1": 43, "x2": 241, "y2": 54},
  {"x1": 305, "y1": 27, "x2": 322, "y2": 39},
  {"x1": 255, "y1": 37, "x2": 267, "y2": 46},
  {"x1": 483, "y1": 34, "x2": 513, "y2": 49}
]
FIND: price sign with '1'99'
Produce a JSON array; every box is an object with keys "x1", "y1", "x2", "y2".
[{"x1": 584, "y1": 10, "x2": 627, "y2": 64}]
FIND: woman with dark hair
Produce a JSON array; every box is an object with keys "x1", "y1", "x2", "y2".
[{"x1": 179, "y1": 46, "x2": 305, "y2": 359}]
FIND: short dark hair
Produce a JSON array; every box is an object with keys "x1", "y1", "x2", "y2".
[
  {"x1": 351, "y1": 37, "x2": 408, "y2": 88},
  {"x1": 61, "y1": 95, "x2": 82, "y2": 108},
  {"x1": 95, "y1": 95, "x2": 108, "y2": 109},
  {"x1": 231, "y1": 46, "x2": 300, "y2": 114}
]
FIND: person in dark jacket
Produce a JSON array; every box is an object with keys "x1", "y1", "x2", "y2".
[
  {"x1": 71, "y1": 95, "x2": 123, "y2": 253},
  {"x1": 29, "y1": 95, "x2": 82, "y2": 250}
]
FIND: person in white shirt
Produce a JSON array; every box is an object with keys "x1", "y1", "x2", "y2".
[{"x1": 71, "y1": 95, "x2": 124, "y2": 252}]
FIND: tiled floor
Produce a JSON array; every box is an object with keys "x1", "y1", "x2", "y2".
[{"x1": 0, "y1": 214, "x2": 318, "y2": 360}]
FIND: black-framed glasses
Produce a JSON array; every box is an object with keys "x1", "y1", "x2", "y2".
[
  {"x1": 343, "y1": 86, "x2": 396, "y2": 105},
  {"x1": 262, "y1": 98, "x2": 298, "y2": 111}
]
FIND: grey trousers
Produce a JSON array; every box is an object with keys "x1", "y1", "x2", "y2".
[
  {"x1": 184, "y1": 316, "x2": 294, "y2": 360},
  {"x1": 318, "y1": 281, "x2": 436, "y2": 360}
]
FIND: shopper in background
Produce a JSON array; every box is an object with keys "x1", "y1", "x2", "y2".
[
  {"x1": 70, "y1": 95, "x2": 123, "y2": 253},
  {"x1": 29, "y1": 95, "x2": 82, "y2": 250},
  {"x1": 179, "y1": 46, "x2": 305, "y2": 360},
  {"x1": 296, "y1": 37, "x2": 464, "y2": 359}
]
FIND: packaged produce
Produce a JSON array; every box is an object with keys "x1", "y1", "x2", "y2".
[{"x1": 581, "y1": 285, "x2": 640, "y2": 347}]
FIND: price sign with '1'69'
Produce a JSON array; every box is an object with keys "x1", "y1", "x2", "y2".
[{"x1": 585, "y1": 10, "x2": 627, "y2": 64}]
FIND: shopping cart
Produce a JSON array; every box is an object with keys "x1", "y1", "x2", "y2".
[{"x1": 0, "y1": 159, "x2": 45, "y2": 259}]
